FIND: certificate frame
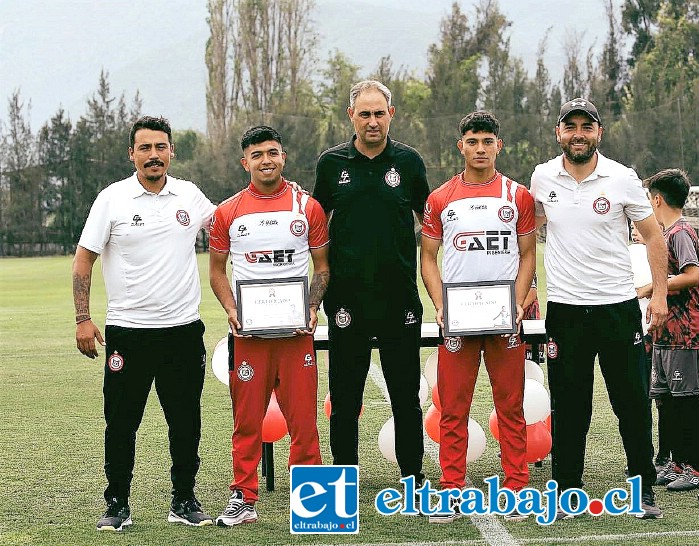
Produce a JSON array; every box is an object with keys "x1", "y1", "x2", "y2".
[
  {"x1": 442, "y1": 280, "x2": 517, "y2": 337},
  {"x1": 236, "y1": 277, "x2": 309, "y2": 337}
]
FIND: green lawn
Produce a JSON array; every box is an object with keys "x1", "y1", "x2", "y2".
[{"x1": 1, "y1": 251, "x2": 697, "y2": 546}]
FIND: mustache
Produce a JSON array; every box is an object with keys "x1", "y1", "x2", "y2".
[{"x1": 144, "y1": 160, "x2": 165, "y2": 168}]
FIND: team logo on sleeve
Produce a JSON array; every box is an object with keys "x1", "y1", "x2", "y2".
[
  {"x1": 303, "y1": 353, "x2": 315, "y2": 367},
  {"x1": 546, "y1": 339, "x2": 559, "y2": 359},
  {"x1": 498, "y1": 206, "x2": 515, "y2": 222},
  {"x1": 176, "y1": 209, "x2": 191, "y2": 226},
  {"x1": 592, "y1": 197, "x2": 610, "y2": 215},
  {"x1": 335, "y1": 308, "x2": 351, "y2": 328},
  {"x1": 237, "y1": 361, "x2": 254, "y2": 382},
  {"x1": 290, "y1": 219, "x2": 307, "y2": 236},
  {"x1": 384, "y1": 167, "x2": 401, "y2": 187},
  {"x1": 444, "y1": 337, "x2": 462, "y2": 353},
  {"x1": 108, "y1": 352, "x2": 124, "y2": 372}
]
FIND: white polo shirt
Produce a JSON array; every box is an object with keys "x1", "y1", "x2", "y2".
[
  {"x1": 530, "y1": 152, "x2": 653, "y2": 305},
  {"x1": 78, "y1": 173, "x2": 216, "y2": 327}
]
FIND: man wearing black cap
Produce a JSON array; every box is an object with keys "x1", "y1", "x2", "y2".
[{"x1": 530, "y1": 98, "x2": 669, "y2": 519}]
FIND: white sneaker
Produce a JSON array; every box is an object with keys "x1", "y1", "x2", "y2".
[
  {"x1": 216, "y1": 490, "x2": 258, "y2": 526},
  {"x1": 428, "y1": 497, "x2": 463, "y2": 524}
]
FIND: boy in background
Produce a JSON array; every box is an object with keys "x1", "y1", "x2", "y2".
[{"x1": 638, "y1": 169, "x2": 699, "y2": 491}]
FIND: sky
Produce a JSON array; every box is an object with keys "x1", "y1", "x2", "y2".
[{"x1": 0, "y1": 0, "x2": 620, "y2": 133}]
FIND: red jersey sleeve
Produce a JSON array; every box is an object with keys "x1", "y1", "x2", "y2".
[
  {"x1": 422, "y1": 191, "x2": 444, "y2": 240},
  {"x1": 208, "y1": 204, "x2": 232, "y2": 254},
  {"x1": 306, "y1": 198, "x2": 329, "y2": 249},
  {"x1": 515, "y1": 185, "x2": 535, "y2": 236}
]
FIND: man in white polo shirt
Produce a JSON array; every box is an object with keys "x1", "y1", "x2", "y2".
[
  {"x1": 530, "y1": 98, "x2": 668, "y2": 519},
  {"x1": 72, "y1": 116, "x2": 216, "y2": 531}
]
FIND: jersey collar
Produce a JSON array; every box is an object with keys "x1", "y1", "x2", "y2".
[
  {"x1": 126, "y1": 173, "x2": 179, "y2": 197},
  {"x1": 556, "y1": 152, "x2": 612, "y2": 182},
  {"x1": 246, "y1": 178, "x2": 289, "y2": 199},
  {"x1": 348, "y1": 135, "x2": 396, "y2": 159}
]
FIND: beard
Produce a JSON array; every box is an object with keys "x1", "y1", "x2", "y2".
[{"x1": 561, "y1": 139, "x2": 598, "y2": 164}]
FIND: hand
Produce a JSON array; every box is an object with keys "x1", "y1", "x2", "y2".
[
  {"x1": 646, "y1": 293, "x2": 668, "y2": 336},
  {"x1": 502, "y1": 304, "x2": 524, "y2": 337},
  {"x1": 76, "y1": 319, "x2": 105, "y2": 359},
  {"x1": 295, "y1": 307, "x2": 318, "y2": 336},
  {"x1": 228, "y1": 307, "x2": 250, "y2": 338},
  {"x1": 435, "y1": 307, "x2": 444, "y2": 329},
  {"x1": 636, "y1": 283, "x2": 652, "y2": 299}
]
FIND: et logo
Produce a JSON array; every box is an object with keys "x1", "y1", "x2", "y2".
[{"x1": 290, "y1": 466, "x2": 359, "y2": 534}]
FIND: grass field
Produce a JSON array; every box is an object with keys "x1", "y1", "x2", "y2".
[{"x1": 1, "y1": 251, "x2": 698, "y2": 546}]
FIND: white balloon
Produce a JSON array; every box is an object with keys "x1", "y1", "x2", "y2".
[
  {"x1": 467, "y1": 418, "x2": 487, "y2": 463},
  {"x1": 419, "y1": 374, "x2": 429, "y2": 406},
  {"x1": 524, "y1": 359, "x2": 545, "y2": 384},
  {"x1": 639, "y1": 297, "x2": 650, "y2": 335},
  {"x1": 523, "y1": 378, "x2": 551, "y2": 424},
  {"x1": 424, "y1": 350, "x2": 438, "y2": 388},
  {"x1": 214, "y1": 335, "x2": 227, "y2": 353},
  {"x1": 378, "y1": 417, "x2": 398, "y2": 463},
  {"x1": 211, "y1": 342, "x2": 229, "y2": 386},
  {"x1": 628, "y1": 243, "x2": 652, "y2": 288}
]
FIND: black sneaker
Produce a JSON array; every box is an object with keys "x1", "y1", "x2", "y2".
[
  {"x1": 168, "y1": 494, "x2": 214, "y2": 526},
  {"x1": 667, "y1": 464, "x2": 699, "y2": 491},
  {"x1": 636, "y1": 488, "x2": 663, "y2": 519},
  {"x1": 428, "y1": 497, "x2": 463, "y2": 524},
  {"x1": 656, "y1": 460, "x2": 682, "y2": 486},
  {"x1": 96, "y1": 497, "x2": 132, "y2": 532},
  {"x1": 216, "y1": 489, "x2": 258, "y2": 526}
]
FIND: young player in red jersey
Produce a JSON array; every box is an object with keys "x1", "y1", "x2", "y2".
[
  {"x1": 421, "y1": 111, "x2": 536, "y2": 523},
  {"x1": 209, "y1": 126, "x2": 330, "y2": 525},
  {"x1": 638, "y1": 169, "x2": 699, "y2": 492}
]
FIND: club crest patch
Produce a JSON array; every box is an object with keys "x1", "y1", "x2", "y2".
[
  {"x1": 290, "y1": 219, "x2": 306, "y2": 236},
  {"x1": 335, "y1": 308, "x2": 351, "y2": 328},
  {"x1": 547, "y1": 340, "x2": 558, "y2": 359},
  {"x1": 237, "y1": 361, "x2": 254, "y2": 382},
  {"x1": 592, "y1": 197, "x2": 610, "y2": 215},
  {"x1": 384, "y1": 167, "x2": 401, "y2": 188},
  {"x1": 444, "y1": 337, "x2": 462, "y2": 353},
  {"x1": 108, "y1": 352, "x2": 124, "y2": 372},
  {"x1": 176, "y1": 209, "x2": 191, "y2": 226},
  {"x1": 498, "y1": 206, "x2": 515, "y2": 222}
]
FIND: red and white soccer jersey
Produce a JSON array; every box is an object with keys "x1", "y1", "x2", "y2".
[
  {"x1": 656, "y1": 218, "x2": 699, "y2": 349},
  {"x1": 422, "y1": 172, "x2": 535, "y2": 283},
  {"x1": 209, "y1": 179, "x2": 329, "y2": 292}
]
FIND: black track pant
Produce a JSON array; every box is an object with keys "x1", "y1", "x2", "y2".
[
  {"x1": 545, "y1": 299, "x2": 656, "y2": 491},
  {"x1": 325, "y1": 305, "x2": 424, "y2": 483},
  {"x1": 103, "y1": 320, "x2": 206, "y2": 501}
]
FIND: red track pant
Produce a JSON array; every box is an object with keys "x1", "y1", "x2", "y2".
[
  {"x1": 438, "y1": 334, "x2": 528, "y2": 491},
  {"x1": 228, "y1": 335, "x2": 322, "y2": 503}
]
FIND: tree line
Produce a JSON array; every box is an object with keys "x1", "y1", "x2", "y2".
[{"x1": 0, "y1": 0, "x2": 696, "y2": 256}]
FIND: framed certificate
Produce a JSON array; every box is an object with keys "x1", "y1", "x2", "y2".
[
  {"x1": 236, "y1": 277, "x2": 309, "y2": 337},
  {"x1": 442, "y1": 280, "x2": 517, "y2": 337}
]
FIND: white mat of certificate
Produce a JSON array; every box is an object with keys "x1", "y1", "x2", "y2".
[
  {"x1": 239, "y1": 281, "x2": 307, "y2": 330},
  {"x1": 445, "y1": 283, "x2": 514, "y2": 334}
]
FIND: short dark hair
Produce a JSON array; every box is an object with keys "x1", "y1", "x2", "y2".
[
  {"x1": 129, "y1": 116, "x2": 172, "y2": 148},
  {"x1": 459, "y1": 111, "x2": 500, "y2": 137},
  {"x1": 240, "y1": 125, "x2": 283, "y2": 151},
  {"x1": 645, "y1": 169, "x2": 692, "y2": 209}
]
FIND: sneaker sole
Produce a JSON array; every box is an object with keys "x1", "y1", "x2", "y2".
[
  {"x1": 167, "y1": 513, "x2": 214, "y2": 526},
  {"x1": 636, "y1": 512, "x2": 663, "y2": 519},
  {"x1": 667, "y1": 482, "x2": 699, "y2": 492},
  {"x1": 428, "y1": 514, "x2": 463, "y2": 524},
  {"x1": 216, "y1": 516, "x2": 257, "y2": 526},
  {"x1": 97, "y1": 517, "x2": 132, "y2": 532}
]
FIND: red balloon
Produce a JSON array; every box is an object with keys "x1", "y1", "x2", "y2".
[
  {"x1": 488, "y1": 408, "x2": 500, "y2": 441},
  {"x1": 262, "y1": 393, "x2": 288, "y2": 442},
  {"x1": 432, "y1": 384, "x2": 442, "y2": 411},
  {"x1": 323, "y1": 392, "x2": 364, "y2": 419},
  {"x1": 525, "y1": 421, "x2": 552, "y2": 463},
  {"x1": 424, "y1": 404, "x2": 441, "y2": 443}
]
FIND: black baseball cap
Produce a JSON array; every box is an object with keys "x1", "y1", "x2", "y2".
[{"x1": 557, "y1": 97, "x2": 601, "y2": 125}]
